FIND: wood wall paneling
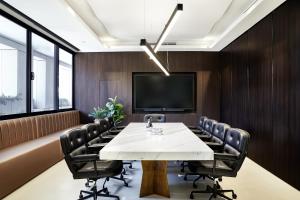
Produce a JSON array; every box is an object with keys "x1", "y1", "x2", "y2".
[
  {"x1": 75, "y1": 52, "x2": 220, "y2": 126},
  {"x1": 220, "y1": 0, "x2": 300, "y2": 190}
]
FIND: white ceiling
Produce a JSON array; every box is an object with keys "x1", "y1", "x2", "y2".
[{"x1": 3, "y1": 0, "x2": 286, "y2": 52}]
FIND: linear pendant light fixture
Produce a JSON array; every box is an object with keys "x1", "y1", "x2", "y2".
[
  {"x1": 154, "y1": 4, "x2": 183, "y2": 53},
  {"x1": 140, "y1": 3, "x2": 182, "y2": 76},
  {"x1": 140, "y1": 39, "x2": 170, "y2": 76}
]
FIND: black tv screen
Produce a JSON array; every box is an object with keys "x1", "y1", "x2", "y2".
[{"x1": 133, "y1": 72, "x2": 196, "y2": 113}]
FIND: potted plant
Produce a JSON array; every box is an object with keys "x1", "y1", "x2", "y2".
[
  {"x1": 89, "y1": 96, "x2": 125, "y2": 126},
  {"x1": 89, "y1": 107, "x2": 108, "y2": 124}
]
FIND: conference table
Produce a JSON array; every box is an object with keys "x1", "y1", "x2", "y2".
[{"x1": 100, "y1": 122, "x2": 214, "y2": 198}]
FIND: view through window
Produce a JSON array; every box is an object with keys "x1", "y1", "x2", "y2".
[
  {"x1": 59, "y1": 49, "x2": 73, "y2": 109},
  {"x1": 0, "y1": 15, "x2": 26, "y2": 116}
]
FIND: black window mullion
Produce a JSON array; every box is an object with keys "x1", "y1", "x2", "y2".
[
  {"x1": 54, "y1": 46, "x2": 59, "y2": 110},
  {"x1": 26, "y1": 30, "x2": 32, "y2": 113}
]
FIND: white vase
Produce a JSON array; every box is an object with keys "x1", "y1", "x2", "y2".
[{"x1": 94, "y1": 119, "x2": 101, "y2": 124}]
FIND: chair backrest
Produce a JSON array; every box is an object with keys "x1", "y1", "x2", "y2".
[
  {"x1": 223, "y1": 128, "x2": 250, "y2": 173},
  {"x1": 60, "y1": 128, "x2": 88, "y2": 174},
  {"x1": 143, "y1": 114, "x2": 166, "y2": 123},
  {"x1": 81, "y1": 123, "x2": 101, "y2": 147},
  {"x1": 198, "y1": 116, "x2": 208, "y2": 128},
  {"x1": 105, "y1": 117, "x2": 114, "y2": 129},
  {"x1": 204, "y1": 119, "x2": 217, "y2": 133},
  {"x1": 211, "y1": 123, "x2": 230, "y2": 143}
]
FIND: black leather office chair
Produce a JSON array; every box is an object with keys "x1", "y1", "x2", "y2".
[
  {"x1": 205, "y1": 123, "x2": 231, "y2": 151},
  {"x1": 100, "y1": 118, "x2": 119, "y2": 141},
  {"x1": 181, "y1": 118, "x2": 217, "y2": 173},
  {"x1": 107, "y1": 116, "x2": 125, "y2": 134},
  {"x1": 184, "y1": 123, "x2": 231, "y2": 187},
  {"x1": 189, "y1": 116, "x2": 208, "y2": 134},
  {"x1": 188, "y1": 128, "x2": 250, "y2": 200},
  {"x1": 144, "y1": 114, "x2": 166, "y2": 123},
  {"x1": 197, "y1": 119, "x2": 217, "y2": 140},
  {"x1": 83, "y1": 121, "x2": 133, "y2": 171},
  {"x1": 82, "y1": 123, "x2": 109, "y2": 153},
  {"x1": 60, "y1": 128, "x2": 128, "y2": 200}
]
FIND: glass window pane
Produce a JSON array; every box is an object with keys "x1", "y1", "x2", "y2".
[
  {"x1": 31, "y1": 33, "x2": 55, "y2": 112},
  {"x1": 59, "y1": 49, "x2": 73, "y2": 109},
  {"x1": 0, "y1": 15, "x2": 27, "y2": 116}
]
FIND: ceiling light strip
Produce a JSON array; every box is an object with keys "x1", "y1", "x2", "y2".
[
  {"x1": 153, "y1": 4, "x2": 183, "y2": 53},
  {"x1": 140, "y1": 39, "x2": 170, "y2": 76}
]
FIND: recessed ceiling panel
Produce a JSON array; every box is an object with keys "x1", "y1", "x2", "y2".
[{"x1": 86, "y1": 0, "x2": 232, "y2": 43}]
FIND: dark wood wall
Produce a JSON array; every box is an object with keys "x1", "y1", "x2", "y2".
[
  {"x1": 220, "y1": 0, "x2": 300, "y2": 190},
  {"x1": 75, "y1": 52, "x2": 220, "y2": 125}
]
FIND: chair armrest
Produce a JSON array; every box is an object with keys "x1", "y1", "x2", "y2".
[
  {"x1": 115, "y1": 126, "x2": 126, "y2": 130},
  {"x1": 214, "y1": 153, "x2": 239, "y2": 161},
  {"x1": 71, "y1": 154, "x2": 99, "y2": 163},
  {"x1": 87, "y1": 143, "x2": 106, "y2": 152},
  {"x1": 108, "y1": 129, "x2": 121, "y2": 135},
  {"x1": 206, "y1": 142, "x2": 223, "y2": 151},
  {"x1": 188, "y1": 126, "x2": 198, "y2": 129}
]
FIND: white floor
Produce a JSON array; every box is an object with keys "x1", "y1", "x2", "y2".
[{"x1": 4, "y1": 158, "x2": 300, "y2": 200}]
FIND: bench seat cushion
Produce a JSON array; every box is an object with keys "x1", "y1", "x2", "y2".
[
  {"x1": 0, "y1": 111, "x2": 81, "y2": 199},
  {"x1": 0, "y1": 126, "x2": 81, "y2": 198}
]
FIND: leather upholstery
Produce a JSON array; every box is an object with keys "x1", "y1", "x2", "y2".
[
  {"x1": 60, "y1": 128, "x2": 123, "y2": 180},
  {"x1": 143, "y1": 114, "x2": 166, "y2": 123},
  {"x1": 0, "y1": 111, "x2": 80, "y2": 199},
  {"x1": 204, "y1": 119, "x2": 217, "y2": 133},
  {"x1": 188, "y1": 128, "x2": 250, "y2": 177},
  {"x1": 210, "y1": 123, "x2": 230, "y2": 144},
  {"x1": 81, "y1": 123, "x2": 101, "y2": 146},
  {"x1": 81, "y1": 122, "x2": 108, "y2": 152},
  {"x1": 0, "y1": 111, "x2": 80, "y2": 150},
  {"x1": 198, "y1": 116, "x2": 208, "y2": 129}
]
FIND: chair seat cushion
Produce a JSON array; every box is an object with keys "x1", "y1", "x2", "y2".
[{"x1": 77, "y1": 160, "x2": 123, "y2": 179}]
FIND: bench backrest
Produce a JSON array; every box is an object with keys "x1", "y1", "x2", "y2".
[{"x1": 0, "y1": 111, "x2": 80, "y2": 150}]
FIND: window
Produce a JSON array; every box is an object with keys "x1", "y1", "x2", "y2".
[
  {"x1": 0, "y1": 12, "x2": 74, "y2": 119},
  {"x1": 31, "y1": 33, "x2": 55, "y2": 112},
  {"x1": 0, "y1": 16, "x2": 27, "y2": 116},
  {"x1": 59, "y1": 49, "x2": 73, "y2": 109}
]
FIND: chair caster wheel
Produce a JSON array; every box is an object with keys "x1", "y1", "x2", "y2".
[
  {"x1": 85, "y1": 182, "x2": 89, "y2": 187},
  {"x1": 218, "y1": 178, "x2": 222, "y2": 182},
  {"x1": 193, "y1": 183, "x2": 197, "y2": 188},
  {"x1": 79, "y1": 194, "x2": 83, "y2": 199},
  {"x1": 184, "y1": 176, "x2": 187, "y2": 181},
  {"x1": 190, "y1": 194, "x2": 194, "y2": 199},
  {"x1": 232, "y1": 193, "x2": 237, "y2": 199},
  {"x1": 129, "y1": 165, "x2": 133, "y2": 169},
  {"x1": 124, "y1": 183, "x2": 129, "y2": 187}
]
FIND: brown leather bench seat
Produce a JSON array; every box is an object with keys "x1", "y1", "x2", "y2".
[{"x1": 0, "y1": 111, "x2": 81, "y2": 199}]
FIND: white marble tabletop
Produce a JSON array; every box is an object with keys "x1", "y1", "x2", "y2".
[{"x1": 99, "y1": 122, "x2": 214, "y2": 161}]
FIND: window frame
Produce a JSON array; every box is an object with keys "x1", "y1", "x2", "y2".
[{"x1": 0, "y1": 8, "x2": 76, "y2": 120}]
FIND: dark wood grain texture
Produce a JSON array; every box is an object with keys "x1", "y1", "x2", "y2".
[
  {"x1": 220, "y1": 0, "x2": 300, "y2": 190},
  {"x1": 75, "y1": 52, "x2": 220, "y2": 126}
]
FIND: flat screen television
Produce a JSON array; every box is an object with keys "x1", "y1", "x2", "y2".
[{"x1": 133, "y1": 72, "x2": 196, "y2": 113}]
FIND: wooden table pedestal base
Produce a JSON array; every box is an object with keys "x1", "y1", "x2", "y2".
[{"x1": 140, "y1": 160, "x2": 170, "y2": 198}]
